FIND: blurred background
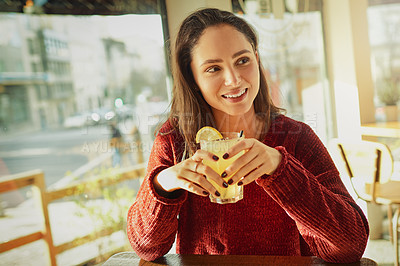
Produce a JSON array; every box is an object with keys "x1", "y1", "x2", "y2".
[{"x1": 0, "y1": 0, "x2": 399, "y2": 265}]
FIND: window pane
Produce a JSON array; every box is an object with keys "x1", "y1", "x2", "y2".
[
  {"x1": 366, "y1": 0, "x2": 400, "y2": 162},
  {"x1": 0, "y1": 12, "x2": 168, "y2": 265},
  {"x1": 233, "y1": 0, "x2": 332, "y2": 142},
  {"x1": 367, "y1": 1, "x2": 400, "y2": 120}
]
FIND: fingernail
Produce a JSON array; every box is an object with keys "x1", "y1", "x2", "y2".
[
  {"x1": 221, "y1": 172, "x2": 227, "y2": 178},
  {"x1": 223, "y1": 153, "x2": 229, "y2": 159},
  {"x1": 212, "y1": 155, "x2": 219, "y2": 161},
  {"x1": 223, "y1": 182, "x2": 228, "y2": 188},
  {"x1": 203, "y1": 191, "x2": 209, "y2": 195},
  {"x1": 237, "y1": 181, "x2": 243, "y2": 186},
  {"x1": 215, "y1": 191, "x2": 221, "y2": 197},
  {"x1": 227, "y1": 179, "x2": 233, "y2": 185}
]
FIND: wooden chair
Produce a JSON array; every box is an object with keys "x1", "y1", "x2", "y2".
[{"x1": 330, "y1": 139, "x2": 400, "y2": 266}]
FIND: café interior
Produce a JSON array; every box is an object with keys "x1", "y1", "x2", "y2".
[{"x1": 0, "y1": 0, "x2": 399, "y2": 265}]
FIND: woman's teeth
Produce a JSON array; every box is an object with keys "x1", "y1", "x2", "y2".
[{"x1": 223, "y1": 89, "x2": 246, "y2": 98}]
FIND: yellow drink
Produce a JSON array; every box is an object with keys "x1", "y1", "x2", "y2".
[{"x1": 200, "y1": 134, "x2": 244, "y2": 204}]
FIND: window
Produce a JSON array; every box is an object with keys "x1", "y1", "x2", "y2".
[
  {"x1": 0, "y1": 11, "x2": 169, "y2": 265},
  {"x1": 366, "y1": 0, "x2": 400, "y2": 160},
  {"x1": 367, "y1": 0, "x2": 400, "y2": 119},
  {"x1": 233, "y1": 0, "x2": 332, "y2": 142}
]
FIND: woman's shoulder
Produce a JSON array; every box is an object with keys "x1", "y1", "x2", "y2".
[
  {"x1": 153, "y1": 119, "x2": 185, "y2": 160},
  {"x1": 155, "y1": 119, "x2": 183, "y2": 141},
  {"x1": 270, "y1": 114, "x2": 313, "y2": 135},
  {"x1": 157, "y1": 119, "x2": 175, "y2": 134},
  {"x1": 268, "y1": 114, "x2": 323, "y2": 157}
]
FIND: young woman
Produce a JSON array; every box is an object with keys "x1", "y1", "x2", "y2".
[{"x1": 127, "y1": 8, "x2": 368, "y2": 263}]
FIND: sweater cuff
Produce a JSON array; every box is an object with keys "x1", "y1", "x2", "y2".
[
  {"x1": 256, "y1": 146, "x2": 288, "y2": 186},
  {"x1": 256, "y1": 146, "x2": 310, "y2": 200},
  {"x1": 147, "y1": 166, "x2": 188, "y2": 205}
]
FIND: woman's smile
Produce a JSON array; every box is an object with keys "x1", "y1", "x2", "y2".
[{"x1": 221, "y1": 88, "x2": 248, "y2": 102}]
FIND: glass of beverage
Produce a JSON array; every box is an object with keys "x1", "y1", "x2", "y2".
[{"x1": 200, "y1": 132, "x2": 244, "y2": 204}]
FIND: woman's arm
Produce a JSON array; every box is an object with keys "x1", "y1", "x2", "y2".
[
  {"x1": 126, "y1": 132, "x2": 187, "y2": 261},
  {"x1": 126, "y1": 125, "x2": 223, "y2": 261},
  {"x1": 256, "y1": 125, "x2": 369, "y2": 263}
]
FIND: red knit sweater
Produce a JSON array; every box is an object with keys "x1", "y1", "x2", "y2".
[{"x1": 127, "y1": 115, "x2": 369, "y2": 263}]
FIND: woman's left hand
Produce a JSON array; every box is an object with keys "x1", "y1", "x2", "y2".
[{"x1": 222, "y1": 138, "x2": 282, "y2": 186}]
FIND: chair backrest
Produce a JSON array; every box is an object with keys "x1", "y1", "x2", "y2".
[{"x1": 329, "y1": 139, "x2": 394, "y2": 202}]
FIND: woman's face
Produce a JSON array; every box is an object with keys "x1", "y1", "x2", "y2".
[{"x1": 190, "y1": 24, "x2": 260, "y2": 119}]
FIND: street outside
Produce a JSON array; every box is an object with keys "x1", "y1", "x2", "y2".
[
  {"x1": 0, "y1": 123, "x2": 144, "y2": 265},
  {"x1": 0, "y1": 125, "x2": 111, "y2": 186}
]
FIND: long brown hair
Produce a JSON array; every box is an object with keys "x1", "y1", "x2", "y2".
[{"x1": 168, "y1": 8, "x2": 282, "y2": 155}]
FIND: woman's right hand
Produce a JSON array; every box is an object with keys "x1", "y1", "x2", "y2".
[{"x1": 153, "y1": 150, "x2": 227, "y2": 198}]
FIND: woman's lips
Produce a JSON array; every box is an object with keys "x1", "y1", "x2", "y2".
[{"x1": 222, "y1": 88, "x2": 248, "y2": 102}]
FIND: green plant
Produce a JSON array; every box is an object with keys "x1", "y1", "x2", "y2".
[
  {"x1": 377, "y1": 78, "x2": 400, "y2": 106},
  {"x1": 73, "y1": 167, "x2": 136, "y2": 262}
]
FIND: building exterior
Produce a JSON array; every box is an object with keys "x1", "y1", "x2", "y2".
[{"x1": 0, "y1": 14, "x2": 137, "y2": 132}]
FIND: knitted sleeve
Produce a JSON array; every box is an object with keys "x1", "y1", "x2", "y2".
[
  {"x1": 126, "y1": 128, "x2": 187, "y2": 261},
  {"x1": 256, "y1": 123, "x2": 369, "y2": 263}
]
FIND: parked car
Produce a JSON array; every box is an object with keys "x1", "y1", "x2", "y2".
[{"x1": 63, "y1": 112, "x2": 93, "y2": 128}]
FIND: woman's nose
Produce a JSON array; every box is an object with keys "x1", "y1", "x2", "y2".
[{"x1": 224, "y1": 67, "x2": 241, "y2": 87}]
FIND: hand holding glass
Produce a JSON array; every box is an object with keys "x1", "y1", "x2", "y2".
[{"x1": 200, "y1": 133, "x2": 244, "y2": 204}]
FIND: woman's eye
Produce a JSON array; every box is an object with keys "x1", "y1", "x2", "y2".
[
  {"x1": 237, "y1": 57, "x2": 250, "y2": 65},
  {"x1": 205, "y1": 66, "x2": 220, "y2": 73}
]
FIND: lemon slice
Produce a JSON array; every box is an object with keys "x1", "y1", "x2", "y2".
[{"x1": 195, "y1": 126, "x2": 223, "y2": 143}]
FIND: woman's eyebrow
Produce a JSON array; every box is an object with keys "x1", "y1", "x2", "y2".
[
  {"x1": 200, "y1": 49, "x2": 251, "y2": 67},
  {"x1": 201, "y1": 58, "x2": 222, "y2": 66},
  {"x1": 232, "y1": 49, "x2": 251, "y2": 58}
]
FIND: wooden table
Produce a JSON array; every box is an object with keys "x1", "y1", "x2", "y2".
[
  {"x1": 361, "y1": 121, "x2": 400, "y2": 138},
  {"x1": 103, "y1": 252, "x2": 377, "y2": 265}
]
